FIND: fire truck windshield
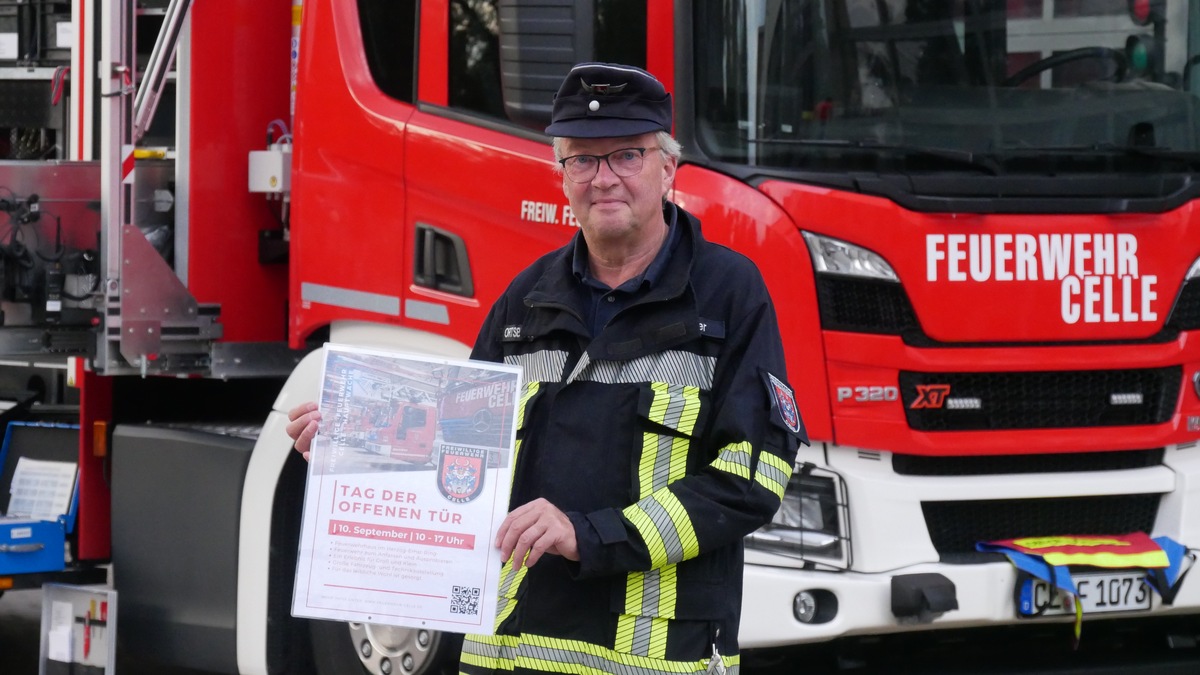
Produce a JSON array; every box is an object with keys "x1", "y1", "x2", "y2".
[{"x1": 694, "y1": 1, "x2": 1200, "y2": 175}]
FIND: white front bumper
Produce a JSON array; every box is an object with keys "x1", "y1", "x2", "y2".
[{"x1": 737, "y1": 442, "x2": 1200, "y2": 648}]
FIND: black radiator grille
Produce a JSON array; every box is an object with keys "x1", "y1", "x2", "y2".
[
  {"x1": 923, "y1": 494, "x2": 1161, "y2": 558},
  {"x1": 900, "y1": 367, "x2": 1181, "y2": 431},
  {"x1": 893, "y1": 448, "x2": 1165, "y2": 476},
  {"x1": 815, "y1": 274, "x2": 1191, "y2": 344},
  {"x1": 815, "y1": 275, "x2": 919, "y2": 335}
]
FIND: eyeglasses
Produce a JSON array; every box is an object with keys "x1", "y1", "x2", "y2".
[{"x1": 559, "y1": 146, "x2": 659, "y2": 183}]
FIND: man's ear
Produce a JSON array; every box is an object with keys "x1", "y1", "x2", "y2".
[{"x1": 661, "y1": 156, "x2": 677, "y2": 197}]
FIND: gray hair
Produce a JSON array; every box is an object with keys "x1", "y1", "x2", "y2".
[{"x1": 552, "y1": 131, "x2": 682, "y2": 170}]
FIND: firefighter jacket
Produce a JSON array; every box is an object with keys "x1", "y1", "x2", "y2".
[{"x1": 461, "y1": 203, "x2": 806, "y2": 675}]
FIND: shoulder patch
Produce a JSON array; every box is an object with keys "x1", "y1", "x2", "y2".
[{"x1": 764, "y1": 371, "x2": 807, "y2": 442}]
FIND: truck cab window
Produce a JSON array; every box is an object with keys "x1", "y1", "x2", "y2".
[
  {"x1": 358, "y1": 0, "x2": 417, "y2": 102},
  {"x1": 448, "y1": 0, "x2": 647, "y2": 130},
  {"x1": 695, "y1": 0, "x2": 1200, "y2": 178}
]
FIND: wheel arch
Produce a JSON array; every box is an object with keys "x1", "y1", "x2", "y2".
[{"x1": 237, "y1": 322, "x2": 471, "y2": 674}]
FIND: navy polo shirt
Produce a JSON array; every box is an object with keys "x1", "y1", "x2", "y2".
[{"x1": 572, "y1": 204, "x2": 681, "y2": 337}]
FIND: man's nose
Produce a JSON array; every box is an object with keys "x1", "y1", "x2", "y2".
[{"x1": 591, "y1": 157, "x2": 621, "y2": 185}]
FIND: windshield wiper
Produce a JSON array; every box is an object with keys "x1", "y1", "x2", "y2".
[
  {"x1": 749, "y1": 138, "x2": 1002, "y2": 175},
  {"x1": 999, "y1": 144, "x2": 1200, "y2": 166}
]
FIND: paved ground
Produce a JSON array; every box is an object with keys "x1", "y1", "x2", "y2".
[{"x1": 6, "y1": 585, "x2": 1200, "y2": 675}]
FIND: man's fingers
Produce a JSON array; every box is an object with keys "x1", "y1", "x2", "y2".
[
  {"x1": 285, "y1": 406, "x2": 321, "y2": 443},
  {"x1": 287, "y1": 401, "x2": 318, "y2": 423},
  {"x1": 497, "y1": 509, "x2": 538, "y2": 562},
  {"x1": 284, "y1": 404, "x2": 321, "y2": 463},
  {"x1": 495, "y1": 498, "x2": 578, "y2": 568},
  {"x1": 511, "y1": 523, "x2": 549, "y2": 569}
]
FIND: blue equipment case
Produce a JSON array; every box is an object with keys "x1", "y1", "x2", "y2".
[{"x1": 0, "y1": 421, "x2": 80, "y2": 575}]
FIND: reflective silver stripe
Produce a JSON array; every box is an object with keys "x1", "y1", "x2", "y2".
[
  {"x1": 640, "y1": 497, "x2": 686, "y2": 564},
  {"x1": 516, "y1": 639, "x2": 707, "y2": 675},
  {"x1": 301, "y1": 282, "x2": 400, "y2": 315},
  {"x1": 564, "y1": 350, "x2": 592, "y2": 384},
  {"x1": 404, "y1": 298, "x2": 450, "y2": 324},
  {"x1": 642, "y1": 384, "x2": 697, "y2": 493},
  {"x1": 498, "y1": 562, "x2": 523, "y2": 598},
  {"x1": 574, "y1": 350, "x2": 715, "y2": 390},
  {"x1": 649, "y1": 432, "x2": 681, "y2": 492},
  {"x1": 657, "y1": 384, "x2": 690, "y2": 434},
  {"x1": 467, "y1": 632, "x2": 739, "y2": 675},
  {"x1": 713, "y1": 443, "x2": 752, "y2": 479},
  {"x1": 630, "y1": 614, "x2": 655, "y2": 656},
  {"x1": 754, "y1": 454, "x2": 792, "y2": 499},
  {"x1": 638, "y1": 567, "x2": 673, "y2": 618},
  {"x1": 461, "y1": 635, "x2": 517, "y2": 665},
  {"x1": 505, "y1": 350, "x2": 568, "y2": 383}
]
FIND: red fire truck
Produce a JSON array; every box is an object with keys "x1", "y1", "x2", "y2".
[{"x1": 1, "y1": 0, "x2": 1199, "y2": 673}]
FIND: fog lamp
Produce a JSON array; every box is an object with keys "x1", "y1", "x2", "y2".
[{"x1": 794, "y1": 591, "x2": 818, "y2": 623}]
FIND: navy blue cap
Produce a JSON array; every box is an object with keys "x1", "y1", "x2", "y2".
[{"x1": 545, "y1": 62, "x2": 673, "y2": 138}]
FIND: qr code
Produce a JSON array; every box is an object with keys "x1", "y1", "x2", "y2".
[{"x1": 451, "y1": 585, "x2": 481, "y2": 615}]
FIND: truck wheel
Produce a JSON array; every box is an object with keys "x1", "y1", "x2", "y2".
[{"x1": 310, "y1": 619, "x2": 461, "y2": 675}]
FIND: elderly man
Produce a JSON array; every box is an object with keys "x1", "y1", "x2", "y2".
[{"x1": 290, "y1": 62, "x2": 805, "y2": 675}]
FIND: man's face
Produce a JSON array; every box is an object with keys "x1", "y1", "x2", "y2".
[{"x1": 559, "y1": 133, "x2": 676, "y2": 247}]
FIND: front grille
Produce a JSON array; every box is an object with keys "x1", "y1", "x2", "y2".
[
  {"x1": 815, "y1": 275, "x2": 919, "y2": 335},
  {"x1": 893, "y1": 448, "x2": 1164, "y2": 476},
  {"x1": 923, "y1": 494, "x2": 1161, "y2": 558},
  {"x1": 815, "y1": 275, "x2": 1189, "y2": 345},
  {"x1": 901, "y1": 367, "x2": 1181, "y2": 431}
]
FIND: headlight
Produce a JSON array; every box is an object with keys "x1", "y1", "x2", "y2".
[
  {"x1": 802, "y1": 231, "x2": 899, "y2": 282},
  {"x1": 1186, "y1": 256, "x2": 1200, "y2": 280},
  {"x1": 746, "y1": 465, "x2": 850, "y2": 567}
]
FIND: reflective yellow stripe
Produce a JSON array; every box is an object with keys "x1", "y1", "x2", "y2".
[
  {"x1": 639, "y1": 383, "x2": 699, "y2": 497},
  {"x1": 516, "y1": 633, "x2": 711, "y2": 674},
  {"x1": 1042, "y1": 550, "x2": 1170, "y2": 568},
  {"x1": 614, "y1": 613, "x2": 671, "y2": 659},
  {"x1": 623, "y1": 490, "x2": 700, "y2": 568},
  {"x1": 712, "y1": 441, "x2": 752, "y2": 479},
  {"x1": 621, "y1": 565, "x2": 677, "y2": 617},
  {"x1": 494, "y1": 559, "x2": 529, "y2": 630},
  {"x1": 638, "y1": 432, "x2": 691, "y2": 497},
  {"x1": 625, "y1": 505, "x2": 670, "y2": 568},
  {"x1": 465, "y1": 632, "x2": 742, "y2": 674},
  {"x1": 515, "y1": 380, "x2": 540, "y2": 431},
  {"x1": 753, "y1": 451, "x2": 793, "y2": 500},
  {"x1": 647, "y1": 382, "x2": 701, "y2": 435},
  {"x1": 510, "y1": 381, "x2": 540, "y2": 472},
  {"x1": 616, "y1": 564, "x2": 678, "y2": 655}
]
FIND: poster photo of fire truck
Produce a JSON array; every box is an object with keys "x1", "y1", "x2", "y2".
[{"x1": 313, "y1": 344, "x2": 520, "y2": 477}]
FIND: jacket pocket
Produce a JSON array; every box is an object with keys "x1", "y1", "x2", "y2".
[{"x1": 611, "y1": 562, "x2": 727, "y2": 621}]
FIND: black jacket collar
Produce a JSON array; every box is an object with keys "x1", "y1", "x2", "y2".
[{"x1": 522, "y1": 203, "x2": 705, "y2": 360}]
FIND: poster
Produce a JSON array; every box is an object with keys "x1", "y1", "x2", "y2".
[{"x1": 292, "y1": 344, "x2": 522, "y2": 633}]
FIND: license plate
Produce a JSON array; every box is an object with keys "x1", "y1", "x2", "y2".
[{"x1": 1017, "y1": 571, "x2": 1152, "y2": 617}]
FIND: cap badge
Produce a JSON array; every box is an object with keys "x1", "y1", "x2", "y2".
[{"x1": 580, "y1": 80, "x2": 627, "y2": 95}]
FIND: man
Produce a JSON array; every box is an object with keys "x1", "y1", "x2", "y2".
[{"x1": 289, "y1": 62, "x2": 805, "y2": 675}]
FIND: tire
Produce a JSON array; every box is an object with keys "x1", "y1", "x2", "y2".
[{"x1": 310, "y1": 619, "x2": 462, "y2": 675}]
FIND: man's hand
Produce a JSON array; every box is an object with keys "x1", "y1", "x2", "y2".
[
  {"x1": 286, "y1": 402, "x2": 321, "y2": 462},
  {"x1": 495, "y1": 498, "x2": 579, "y2": 568}
]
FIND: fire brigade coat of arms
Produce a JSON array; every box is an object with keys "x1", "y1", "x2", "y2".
[{"x1": 437, "y1": 444, "x2": 487, "y2": 503}]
